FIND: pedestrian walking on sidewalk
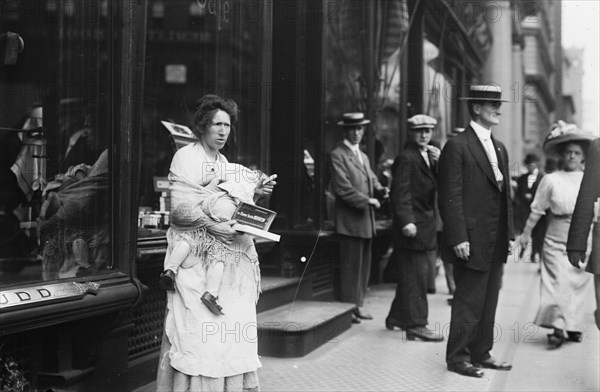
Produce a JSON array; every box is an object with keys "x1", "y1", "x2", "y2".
[
  {"x1": 513, "y1": 153, "x2": 546, "y2": 263},
  {"x1": 329, "y1": 112, "x2": 389, "y2": 324},
  {"x1": 385, "y1": 114, "x2": 443, "y2": 342},
  {"x1": 438, "y1": 85, "x2": 515, "y2": 378},
  {"x1": 519, "y1": 122, "x2": 595, "y2": 347},
  {"x1": 567, "y1": 137, "x2": 600, "y2": 330},
  {"x1": 156, "y1": 95, "x2": 274, "y2": 392}
]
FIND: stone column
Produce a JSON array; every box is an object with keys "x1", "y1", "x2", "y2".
[{"x1": 482, "y1": 0, "x2": 520, "y2": 171}]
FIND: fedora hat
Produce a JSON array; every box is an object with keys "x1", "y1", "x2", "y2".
[
  {"x1": 543, "y1": 120, "x2": 595, "y2": 156},
  {"x1": 408, "y1": 114, "x2": 437, "y2": 129},
  {"x1": 338, "y1": 112, "x2": 370, "y2": 126},
  {"x1": 459, "y1": 85, "x2": 508, "y2": 102}
]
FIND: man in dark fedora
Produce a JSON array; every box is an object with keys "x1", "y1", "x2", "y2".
[
  {"x1": 438, "y1": 85, "x2": 515, "y2": 377},
  {"x1": 329, "y1": 112, "x2": 388, "y2": 323},
  {"x1": 385, "y1": 114, "x2": 443, "y2": 342}
]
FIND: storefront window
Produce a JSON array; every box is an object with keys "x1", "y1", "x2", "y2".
[
  {"x1": 138, "y1": 0, "x2": 268, "y2": 232},
  {"x1": 323, "y1": 0, "x2": 407, "y2": 223},
  {"x1": 423, "y1": 38, "x2": 455, "y2": 146},
  {"x1": 1, "y1": 1, "x2": 116, "y2": 286}
]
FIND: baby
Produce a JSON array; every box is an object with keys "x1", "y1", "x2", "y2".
[{"x1": 159, "y1": 163, "x2": 276, "y2": 316}]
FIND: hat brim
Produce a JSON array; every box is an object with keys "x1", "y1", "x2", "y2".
[
  {"x1": 459, "y1": 97, "x2": 509, "y2": 102},
  {"x1": 409, "y1": 125, "x2": 435, "y2": 130},
  {"x1": 338, "y1": 119, "x2": 371, "y2": 126},
  {"x1": 543, "y1": 133, "x2": 595, "y2": 156}
]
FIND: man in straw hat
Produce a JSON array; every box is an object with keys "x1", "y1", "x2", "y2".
[
  {"x1": 384, "y1": 114, "x2": 443, "y2": 342},
  {"x1": 438, "y1": 85, "x2": 514, "y2": 377},
  {"x1": 329, "y1": 112, "x2": 389, "y2": 324}
]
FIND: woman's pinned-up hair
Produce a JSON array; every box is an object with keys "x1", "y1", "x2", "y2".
[{"x1": 192, "y1": 94, "x2": 239, "y2": 139}]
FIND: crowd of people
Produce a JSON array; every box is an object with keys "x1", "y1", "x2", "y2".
[
  {"x1": 154, "y1": 87, "x2": 599, "y2": 390},
  {"x1": 328, "y1": 84, "x2": 599, "y2": 380}
]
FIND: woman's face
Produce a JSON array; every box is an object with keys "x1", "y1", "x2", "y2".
[
  {"x1": 200, "y1": 109, "x2": 231, "y2": 153},
  {"x1": 562, "y1": 142, "x2": 585, "y2": 172}
]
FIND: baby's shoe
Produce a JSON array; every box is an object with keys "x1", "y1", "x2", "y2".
[
  {"x1": 201, "y1": 291, "x2": 225, "y2": 315},
  {"x1": 159, "y1": 270, "x2": 175, "y2": 292}
]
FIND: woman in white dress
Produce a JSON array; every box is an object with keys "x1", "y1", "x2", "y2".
[
  {"x1": 156, "y1": 95, "x2": 275, "y2": 391},
  {"x1": 519, "y1": 121, "x2": 595, "y2": 348}
]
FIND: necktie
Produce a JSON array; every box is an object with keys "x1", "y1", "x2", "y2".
[
  {"x1": 482, "y1": 138, "x2": 504, "y2": 186},
  {"x1": 421, "y1": 150, "x2": 430, "y2": 168},
  {"x1": 354, "y1": 149, "x2": 363, "y2": 165}
]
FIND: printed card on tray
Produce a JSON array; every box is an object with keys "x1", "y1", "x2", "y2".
[{"x1": 232, "y1": 202, "x2": 280, "y2": 242}]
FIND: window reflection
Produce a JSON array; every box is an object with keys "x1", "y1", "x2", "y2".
[
  {"x1": 423, "y1": 38, "x2": 454, "y2": 146},
  {"x1": 0, "y1": 0, "x2": 114, "y2": 286},
  {"x1": 323, "y1": 0, "x2": 407, "y2": 224},
  {"x1": 138, "y1": 0, "x2": 267, "y2": 233}
]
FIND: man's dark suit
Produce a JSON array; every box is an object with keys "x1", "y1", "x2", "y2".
[
  {"x1": 567, "y1": 138, "x2": 600, "y2": 328},
  {"x1": 329, "y1": 142, "x2": 384, "y2": 306},
  {"x1": 438, "y1": 125, "x2": 514, "y2": 365},
  {"x1": 387, "y1": 143, "x2": 437, "y2": 328},
  {"x1": 514, "y1": 171, "x2": 546, "y2": 260}
]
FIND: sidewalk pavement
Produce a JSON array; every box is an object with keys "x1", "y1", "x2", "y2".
[{"x1": 137, "y1": 258, "x2": 599, "y2": 392}]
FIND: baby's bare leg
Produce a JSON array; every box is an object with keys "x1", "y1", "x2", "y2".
[{"x1": 206, "y1": 261, "x2": 225, "y2": 296}]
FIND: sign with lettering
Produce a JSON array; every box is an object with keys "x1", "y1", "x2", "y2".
[
  {"x1": 0, "y1": 282, "x2": 100, "y2": 312},
  {"x1": 153, "y1": 176, "x2": 170, "y2": 192},
  {"x1": 232, "y1": 202, "x2": 276, "y2": 230}
]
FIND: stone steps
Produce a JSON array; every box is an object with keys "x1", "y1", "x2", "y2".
[{"x1": 257, "y1": 286, "x2": 355, "y2": 358}]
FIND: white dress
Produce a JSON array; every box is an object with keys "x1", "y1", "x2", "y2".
[
  {"x1": 156, "y1": 143, "x2": 261, "y2": 391},
  {"x1": 530, "y1": 170, "x2": 593, "y2": 332}
]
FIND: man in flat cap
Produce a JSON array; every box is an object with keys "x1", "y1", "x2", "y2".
[
  {"x1": 329, "y1": 112, "x2": 388, "y2": 324},
  {"x1": 385, "y1": 114, "x2": 443, "y2": 342},
  {"x1": 438, "y1": 85, "x2": 514, "y2": 377}
]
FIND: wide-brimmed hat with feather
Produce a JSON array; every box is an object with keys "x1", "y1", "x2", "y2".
[{"x1": 543, "y1": 120, "x2": 595, "y2": 156}]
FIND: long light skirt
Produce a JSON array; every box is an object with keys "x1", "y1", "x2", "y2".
[
  {"x1": 534, "y1": 216, "x2": 593, "y2": 332},
  {"x1": 156, "y1": 331, "x2": 260, "y2": 392}
]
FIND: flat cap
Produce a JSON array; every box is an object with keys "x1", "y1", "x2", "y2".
[{"x1": 408, "y1": 114, "x2": 437, "y2": 129}]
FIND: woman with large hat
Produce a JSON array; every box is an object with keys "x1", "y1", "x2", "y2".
[{"x1": 518, "y1": 121, "x2": 595, "y2": 348}]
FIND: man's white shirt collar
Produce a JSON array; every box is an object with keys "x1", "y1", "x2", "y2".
[
  {"x1": 527, "y1": 168, "x2": 539, "y2": 188},
  {"x1": 470, "y1": 120, "x2": 492, "y2": 141},
  {"x1": 470, "y1": 121, "x2": 504, "y2": 182},
  {"x1": 343, "y1": 139, "x2": 361, "y2": 154}
]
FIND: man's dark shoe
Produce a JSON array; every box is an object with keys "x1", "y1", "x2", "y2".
[
  {"x1": 159, "y1": 270, "x2": 176, "y2": 292},
  {"x1": 201, "y1": 291, "x2": 225, "y2": 316},
  {"x1": 567, "y1": 331, "x2": 582, "y2": 342},
  {"x1": 447, "y1": 362, "x2": 484, "y2": 378},
  {"x1": 354, "y1": 308, "x2": 373, "y2": 320},
  {"x1": 406, "y1": 327, "x2": 444, "y2": 342},
  {"x1": 385, "y1": 318, "x2": 401, "y2": 331},
  {"x1": 351, "y1": 314, "x2": 362, "y2": 324},
  {"x1": 472, "y1": 357, "x2": 512, "y2": 371},
  {"x1": 547, "y1": 330, "x2": 566, "y2": 348}
]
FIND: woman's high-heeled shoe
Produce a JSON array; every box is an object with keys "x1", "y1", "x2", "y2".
[{"x1": 547, "y1": 330, "x2": 566, "y2": 348}]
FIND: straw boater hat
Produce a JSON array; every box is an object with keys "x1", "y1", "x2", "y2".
[
  {"x1": 459, "y1": 85, "x2": 509, "y2": 102},
  {"x1": 542, "y1": 120, "x2": 595, "y2": 156},
  {"x1": 408, "y1": 114, "x2": 437, "y2": 130},
  {"x1": 338, "y1": 112, "x2": 370, "y2": 126}
]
